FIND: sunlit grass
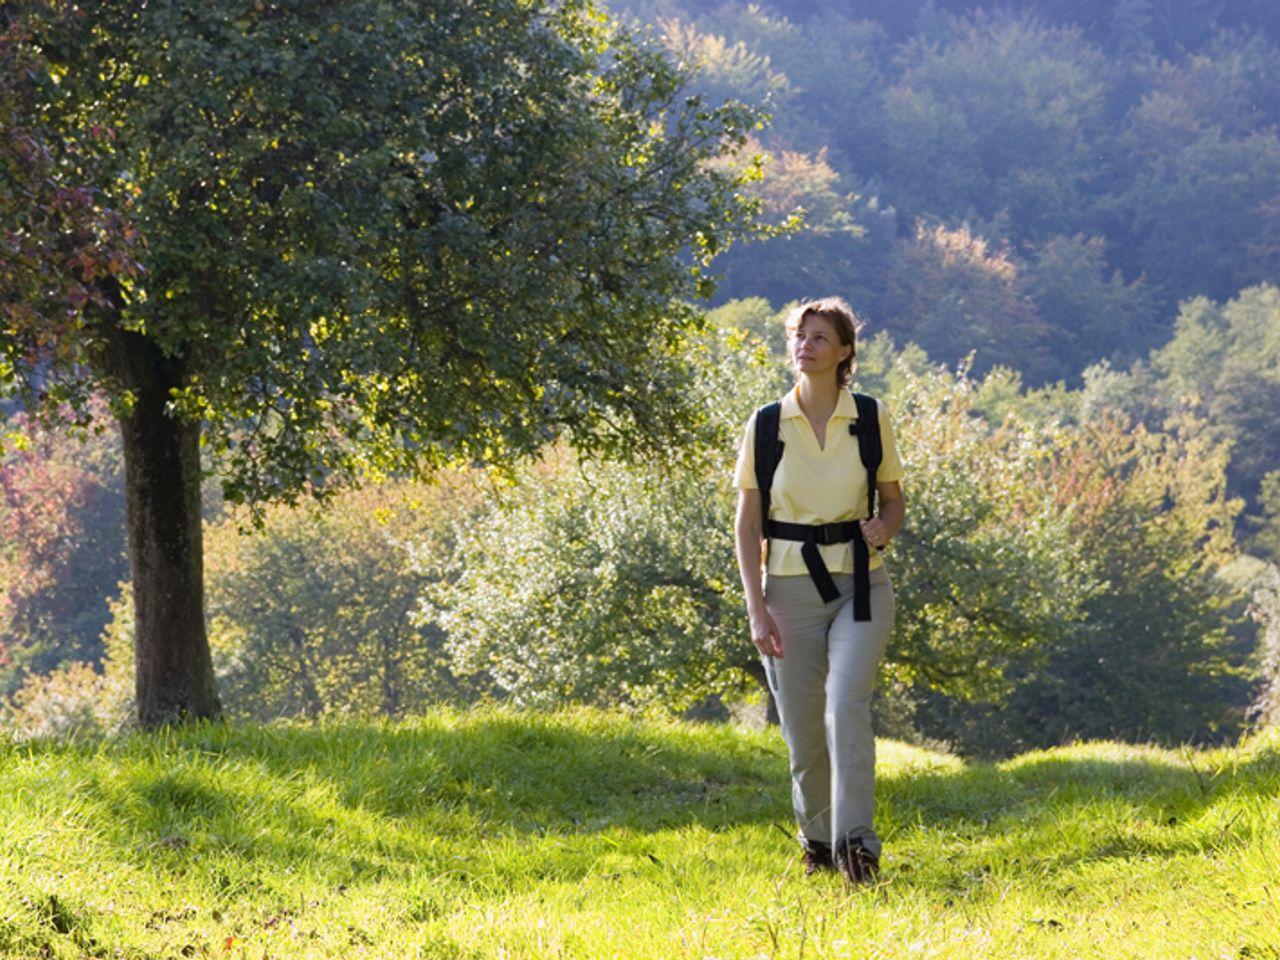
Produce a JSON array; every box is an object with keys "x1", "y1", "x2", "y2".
[{"x1": 2, "y1": 708, "x2": 1277, "y2": 958}]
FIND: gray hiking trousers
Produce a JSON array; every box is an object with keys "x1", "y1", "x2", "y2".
[{"x1": 763, "y1": 567, "x2": 894, "y2": 858}]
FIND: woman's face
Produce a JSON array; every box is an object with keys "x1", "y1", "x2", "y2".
[{"x1": 790, "y1": 312, "x2": 852, "y2": 381}]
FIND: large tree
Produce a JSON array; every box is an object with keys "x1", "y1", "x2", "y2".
[{"x1": 1, "y1": 0, "x2": 759, "y2": 726}]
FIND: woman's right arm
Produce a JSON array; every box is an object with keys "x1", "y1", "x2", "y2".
[{"x1": 735, "y1": 488, "x2": 783, "y2": 658}]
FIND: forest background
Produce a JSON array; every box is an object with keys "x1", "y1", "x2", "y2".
[{"x1": 3, "y1": 0, "x2": 1280, "y2": 757}]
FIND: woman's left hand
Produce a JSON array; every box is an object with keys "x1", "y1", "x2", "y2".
[
  {"x1": 861, "y1": 481, "x2": 905, "y2": 550},
  {"x1": 859, "y1": 517, "x2": 890, "y2": 550}
]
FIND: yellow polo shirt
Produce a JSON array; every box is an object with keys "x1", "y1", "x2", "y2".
[{"x1": 734, "y1": 387, "x2": 904, "y2": 576}]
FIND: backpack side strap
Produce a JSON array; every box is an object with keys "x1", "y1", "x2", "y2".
[
  {"x1": 753, "y1": 400, "x2": 783, "y2": 529},
  {"x1": 849, "y1": 392, "x2": 882, "y2": 520},
  {"x1": 847, "y1": 392, "x2": 883, "y2": 621}
]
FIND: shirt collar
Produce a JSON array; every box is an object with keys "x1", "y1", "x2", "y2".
[{"x1": 781, "y1": 386, "x2": 858, "y2": 420}]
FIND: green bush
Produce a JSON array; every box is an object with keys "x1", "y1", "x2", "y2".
[
  {"x1": 203, "y1": 480, "x2": 483, "y2": 721},
  {"x1": 1, "y1": 586, "x2": 133, "y2": 738}
]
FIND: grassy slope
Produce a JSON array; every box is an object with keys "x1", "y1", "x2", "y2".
[{"x1": 1, "y1": 708, "x2": 1277, "y2": 959}]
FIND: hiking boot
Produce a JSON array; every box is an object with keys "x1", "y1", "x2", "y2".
[
  {"x1": 835, "y1": 835, "x2": 880, "y2": 885},
  {"x1": 801, "y1": 842, "x2": 834, "y2": 877}
]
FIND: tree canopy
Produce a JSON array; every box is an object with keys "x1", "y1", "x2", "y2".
[{"x1": 6, "y1": 0, "x2": 760, "y2": 490}]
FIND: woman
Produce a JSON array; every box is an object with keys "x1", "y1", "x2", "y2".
[{"x1": 733, "y1": 296, "x2": 905, "y2": 884}]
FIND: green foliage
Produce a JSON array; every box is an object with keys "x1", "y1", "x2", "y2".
[
  {"x1": 1119, "y1": 131, "x2": 1280, "y2": 305},
  {"x1": 5, "y1": 0, "x2": 763, "y2": 499},
  {"x1": 1105, "y1": 28, "x2": 1280, "y2": 305},
  {"x1": 421, "y1": 327, "x2": 782, "y2": 711},
  {"x1": 878, "y1": 359, "x2": 1094, "y2": 701},
  {"x1": 7, "y1": 0, "x2": 1277, "y2": 748},
  {"x1": 968, "y1": 365, "x2": 1078, "y2": 426},
  {"x1": 627, "y1": 1, "x2": 1280, "y2": 400},
  {"x1": 997, "y1": 282, "x2": 1280, "y2": 571},
  {"x1": 709, "y1": 141, "x2": 875, "y2": 307},
  {"x1": 881, "y1": 221, "x2": 1053, "y2": 378},
  {"x1": 0, "y1": 710, "x2": 1277, "y2": 958},
  {"x1": 0, "y1": 586, "x2": 134, "y2": 738},
  {"x1": 422, "y1": 314, "x2": 1258, "y2": 751},
  {"x1": 751, "y1": 144, "x2": 860, "y2": 234},
  {"x1": 1151, "y1": 285, "x2": 1280, "y2": 507},
  {"x1": 1251, "y1": 470, "x2": 1280, "y2": 564},
  {"x1": 863, "y1": 332, "x2": 1257, "y2": 753},
  {"x1": 919, "y1": 407, "x2": 1252, "y2": 755},
  {"x1": 657, "y1": 16, "x2": 795, "y2": 116},
  {"x1": 1123, "y1": 29, "x2": 1280, "y2": 146},
  {"x1": 882, "y1": 11, "x2": 1112, "y2": 243},
  {"x1": 704, "y1": 297, "x2": 784, "y2": 358},
  {"x1": 695, "y1": 8, "x2": 891, "y2": 163},
  {"x1": 0, "y1": 10, "x2": 145, "y2": 412},
  {"x1": 425, "y1": 320, "x2": 1091, "y2": 715},
  {"x1": 425, "y1": 452, "x2": 748, "y2": 711},
  {"x1": 1108, "y1": 0, "x2": 1156, "y2": 58},
  {"x1": 849, "y1": 331, "x2": 937, "y2": 401},
  {"x1": 1246, "y1": 560, "x2": 1280, "y2": 728},
  {"x1": 1020, "y1": 234, "x2": 1160, "y2": 375},
  {"x1": 204, "y1": 480, "x2": 480, "y2": 721}
]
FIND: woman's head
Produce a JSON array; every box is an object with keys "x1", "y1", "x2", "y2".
[{"x1": 784, "y1": 297, "x2": 862, "y2": 387}]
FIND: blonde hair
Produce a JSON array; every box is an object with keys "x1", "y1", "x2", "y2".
[{"x1": 784, "y1": 296, "x2": 863, "y2": 387}]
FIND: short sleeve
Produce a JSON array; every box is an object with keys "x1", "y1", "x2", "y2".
[
  {"x1": 876, "y1": 400, "x2": 904, "y2": 484},
  {"x1": 733, "y1": 413, "x2": 758, "y2": 489}
]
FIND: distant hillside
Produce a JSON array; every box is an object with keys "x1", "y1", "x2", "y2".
[{"x1": 611, "y1": 0, "x2": 1280, "y2": 388}]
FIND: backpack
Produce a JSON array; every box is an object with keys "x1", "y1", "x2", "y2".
[
  {"x1": 752, "y1": 391, "x2": 884, "y2": 621},
  {"x1": 753, "y1": 391, "x2": 882, "y2": 527}
]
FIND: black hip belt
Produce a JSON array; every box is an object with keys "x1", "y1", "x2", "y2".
[{"x1": 766, "y1": 519, "x2": 874, "y2": 621}]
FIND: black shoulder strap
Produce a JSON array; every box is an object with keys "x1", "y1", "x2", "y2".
[
  {"x1": 753, "y1": 401, "x2": 783, "y2": 527},
  {"x1": 849, "y1": 392, "x2": 882, "y2": 518}
]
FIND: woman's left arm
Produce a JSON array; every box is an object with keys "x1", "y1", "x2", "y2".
[{"x1": 859, "y1": 480, "x2": 904, "y2": 550}]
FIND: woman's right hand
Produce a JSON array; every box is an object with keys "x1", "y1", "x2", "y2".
[
  {"x1": 736, "y1": 488, "x2": 782, "y2": 658},
  {"x1": 749, "y1": 606, "x2": 784, "y2": 659}
]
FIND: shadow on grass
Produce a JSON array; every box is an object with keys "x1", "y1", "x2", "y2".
[
  {"x1": 33, "y1": 713, "x2": 790, "y2": 887},
  {"x1": 11, "y1": 717, "x2": 1277, "y2": 889}
]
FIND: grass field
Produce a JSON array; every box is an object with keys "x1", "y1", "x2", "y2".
[{"x1": 2, "y1": 708, "x2": 1277, "y2": 959}]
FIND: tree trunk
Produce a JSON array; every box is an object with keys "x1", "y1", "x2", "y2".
[
  {"x1": 287, "y1": 624, "x2": 322, "y2": 719},
  {"x1": 381, "y1": 626, "x2": 401, "y2": 718},
  {"x1": 118, "y1": 368, "x2": 221, "y2": 728}
]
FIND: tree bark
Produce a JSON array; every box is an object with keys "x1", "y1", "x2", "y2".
[
  {"x1": 287, "y1": 624, "x2": 321, "y2": 719},
  {"x1": 116, "y1": 344, "x2": 221, "y2": 727}
]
